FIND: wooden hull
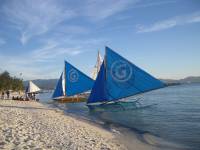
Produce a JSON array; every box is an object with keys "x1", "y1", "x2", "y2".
[{"x1": 55, "y1": 97, "x2": 87, "y2": 103}]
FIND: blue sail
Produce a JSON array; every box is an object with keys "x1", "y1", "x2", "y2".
[
  {"x1": 65, "y1": 61, "x2": 94, "y2": 96},
  {"x1": 87, "y1": 61, "x2": 107, "y2": 104},
  {"x1": 52, "y1": 72, "x2": 64, "y2": 99},
  {"x1": 87, "y1": 46, "x2": 165, "y2": 104}
]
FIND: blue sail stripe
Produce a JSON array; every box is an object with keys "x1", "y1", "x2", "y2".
[
  {"x1": 52, "y1": 72, "x2": 64, "y2": 98},
  {"x1": 87, "y1": 61, "x2": 107, "y2": 103}
]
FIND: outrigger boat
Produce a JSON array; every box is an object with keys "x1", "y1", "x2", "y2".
[
  {"x1": 52, "y1": 61, "x2": 94, "y2": 103},
  {"x1": 87, "y1": 47, "x2": 165, "y2": 109}
]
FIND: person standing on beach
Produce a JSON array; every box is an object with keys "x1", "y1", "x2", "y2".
[
  {"x1": 33, "y1": 93, "x2": 36, "y2": 100},
  {"x1": 6, "y1": 90, "x2": 10, "y2": 99},
  {"x1": 1, "y1": 91, "x2": 5, "y2": 99}
]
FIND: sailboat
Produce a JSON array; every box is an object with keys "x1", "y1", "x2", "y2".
[
  {"x1": 26, "y1": 81, "x2": 41, "y2": 93},
  {"x1": 25, "y1": 81, "x2": 41, "y2": 100},
  {"x1": 91, "y1": 51, "x2": 103, "y2": 80},
  {"x1": 52, "y1": 61, "x2": 94, "y2": 103},
  {"x1": 87, "y1": 46, "x2": 165, "y2": 108}
]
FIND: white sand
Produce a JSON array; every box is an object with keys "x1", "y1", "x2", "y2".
[
  {"x1": 1, "y1": 100, "x2": 180, "y2": 150},
  {"x1": 0, "y1": 100, "x2": 127, "y2": 150}
]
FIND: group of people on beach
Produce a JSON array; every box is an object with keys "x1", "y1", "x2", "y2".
[
  {"x1": 1, "y1": 90, "x2": 23, "y2": 100},
  {"x1": 26, "y1": 93, "x2": 37, "y2": 101},
  {"x1": 1, "y1": 91, "x2": 38, "y2": 101},
  {"x1": 1, "y1": 90, "x2": 10, "y2": 99}
]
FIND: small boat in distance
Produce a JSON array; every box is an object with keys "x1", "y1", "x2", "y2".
[
  {"x1": 87, "y1": 46, "x2": 165, "y2": 108},
  {"x1": 25, "y1": 81, "x2": 41, "y2": 101},
  {"x1": 52, "y1": 61, "x2": 94, "y2": 103}
]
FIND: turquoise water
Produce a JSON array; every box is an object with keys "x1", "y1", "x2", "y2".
[{"x1": 39, "y1": 83, "x2": 200, "y2": 150}]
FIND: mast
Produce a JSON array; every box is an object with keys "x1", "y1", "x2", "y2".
[
  {"x1": 64, "y1": 61, "x2": 66, "y2": 96},
  {"x1": 104, "y1": 47, "x2": 107, "y2": 81},
  {"x1": 97, "y1": 50, "x2": 102, "y2": 73}
]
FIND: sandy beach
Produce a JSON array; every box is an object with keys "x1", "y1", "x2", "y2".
[
  {"x1": 0, "y1": 99, "x2": 187, "y2": 150},
  {"x1": 0, "y1": 100, "x2": 128, "y2": 150}
]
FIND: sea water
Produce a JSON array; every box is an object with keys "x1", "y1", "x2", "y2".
[{"x1": 38, "y1": 83, "x2": 200, "y2": 150}]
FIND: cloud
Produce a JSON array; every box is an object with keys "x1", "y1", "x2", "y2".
[
  {"x1": 80, "y1": 0, "x2": 139, "y2": 21},
  {"x1": 2, "y1": 0, "x2": 134, "y2": 44},
  {"x1": 1, "y1": 0, "x2": 183, "y2": 79},
  {"x1": 136, "y1": 11, "x2": 200, "y2": 33},
  {"x1": 0, "y1": 54, "x2": 58, "y2": 79},
  {"x1": 0, "y1": 0, "x2": 180, "y2": 43},
  {"x1": 80, "y1": 0, "x2": 177, "y2": 21},
  {"x1": 1, "y1": 0, "x2": 175, "y2": 45},
  {"x1": 133, "y1": 0, "x2": 177, "y2": 8},
  {"x1": 2, "y1": 0, "x2": 75, "y2": 44},
  {"x1": 0, "y1": 35, "x2": 105, "y2": 79},
  {"x1": 52, "y1": 25, "x2": 89, "y2": 36},
  {"x1": 0, "y1": 47, "x2": 82, "y2": 80},
  {"x1": 31, "y1": 45, "x2": 83, "y2": 62}
]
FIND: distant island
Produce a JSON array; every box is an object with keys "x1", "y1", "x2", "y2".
[
  {"x1": 160, "y1": 76, "x2": 200, "y2": 86},
  {"x1": 23, "y1": 76, "x2": 200, "y2": 90},
  {"x1": 23, "y1": 79, "x2": 58, "y2": 90}
]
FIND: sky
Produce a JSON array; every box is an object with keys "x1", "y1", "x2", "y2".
[{"x1": 0, "y1": 0, "x2": 200, "y2": 80}]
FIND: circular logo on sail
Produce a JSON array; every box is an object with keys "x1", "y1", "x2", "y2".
[
  {"x1": 68, "y1": 69, "x2": 79, "y2": 82},
  {"x1": 111, "y1": 60, "x2": 133, "y2": 82}
]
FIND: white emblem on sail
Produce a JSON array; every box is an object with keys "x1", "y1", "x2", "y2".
[
  {"x1": 68, "y1": 69, "x2": 79, "y2": 82},
  {"x1": 111, "y1": 60, "x2": 133, "y2": 82}
]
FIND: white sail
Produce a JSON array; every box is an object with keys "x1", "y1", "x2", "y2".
[
  {"x1": 26, "y1": 81, "x2": 41, "y2": 93},
  {"x1": 62, "y1": 70, "x2": 66, "y2": 96},
  {"x1": 91, "y1": 51, "x2": 103, "y2": 80}
]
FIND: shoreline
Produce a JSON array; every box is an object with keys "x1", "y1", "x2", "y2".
[
  {"x1": 0, "y1": 100, "x2": 184, "y2": 150},
  {"x1": 0, "y1": 100, "x2": 127, "y2": 150},
  {"x1": 47, "y1": 101, "x2": 187, "y2": 150}
]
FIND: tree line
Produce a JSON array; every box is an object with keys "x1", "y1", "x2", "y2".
[{"x1": 0, "y1": 71, "x2": 24, "y2": 92}]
